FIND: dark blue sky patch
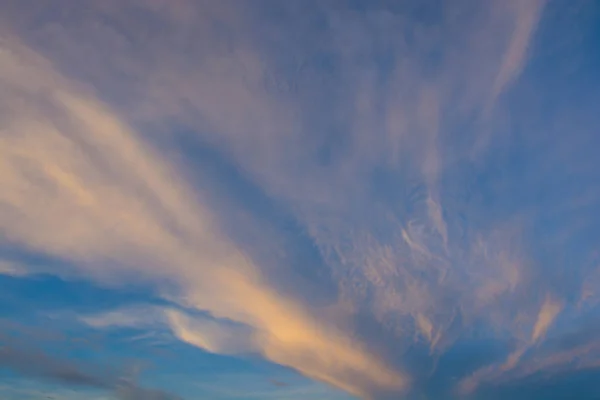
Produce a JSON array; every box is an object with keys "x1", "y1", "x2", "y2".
[
  {"x1": 165, "y1": 129, "x2": 339, "y2": 306},
  {"x1": 0, "y1": 272, "x2": 166, "y2": 317}
]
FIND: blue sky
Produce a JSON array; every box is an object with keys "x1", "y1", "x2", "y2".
[{"x1": 0, "y1": 1, "x2": 600, "y2": 399}]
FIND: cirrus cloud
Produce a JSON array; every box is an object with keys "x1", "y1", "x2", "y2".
[{"x1": 2, "y1": 1, "x2": 600, "y2": 399}]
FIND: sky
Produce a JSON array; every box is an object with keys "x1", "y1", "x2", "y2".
[{"x1": 0, "y1": 0, "x2": 599, "y2": 399}]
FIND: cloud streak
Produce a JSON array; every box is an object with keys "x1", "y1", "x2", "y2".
[
  {"x1": 0, "y1": 339, "x2": 181, "y2": 400},
  {"x1": 0, "y1": 32, "x2": 406, "y2": 398}
]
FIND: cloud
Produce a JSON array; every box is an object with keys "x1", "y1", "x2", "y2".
[
  {"x1": 0, "y1": 340, "x2": 181, "y2": 400},
  {"x1": 80, "y1": 306, "x2": 167, "y2": 330},
  {"x1": 488, "y1": 0, "x2": 546, "y2": 109},
  {"x1": 531, "y1": 297, "x2": 563, "y2": 343},
  {"x1": 2, "y1": 0, "x2": 600, "y2": 399},
  {"x1": 166, "y1": 309, "x2": 257, "y2": 356},
  {"x1": 0, "y1": 260, "x2": 29, "y2": 277},
  {"x1": 0, "y1": 34, "x2": 406, "y2": 398},
  {"x1": 0, "y1": 343, "x2": 110, "y2": 389},
  {"x1": 115, "y1": 385, "x2": 183, "y2": 400}
]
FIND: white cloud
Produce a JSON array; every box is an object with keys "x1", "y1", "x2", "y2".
[{"x1": 0, "y1": 260, "x2": 29, "y2": 277}]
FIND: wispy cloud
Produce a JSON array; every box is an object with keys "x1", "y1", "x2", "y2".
[
  {"x1": 2, "y1": 0, "x2": 600, "y2": 399},
  {"x1": 531, "y1": 297, "x2": 563, "y2": 343},
  {"x1": 0, "y1": 340, "x2": 180, "y2": 400},
  {"x1": 0, "y1": 32, "x2": 406, "y2": 398},
  {"x1": 0, "y1": 260, "x2": 29, "y2": 277}
]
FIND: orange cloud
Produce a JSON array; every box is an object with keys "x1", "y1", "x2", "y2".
[{"x1": 0, "y1": 36, "x2": 407, "y2": 398}]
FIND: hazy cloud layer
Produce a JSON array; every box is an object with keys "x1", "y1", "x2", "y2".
[
  {"x1": 1, "y1": 0, "x2": 600, "y2": 399},
  {"x1": 0, "y1": 338, "x2": 181, "y2": 400}
]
